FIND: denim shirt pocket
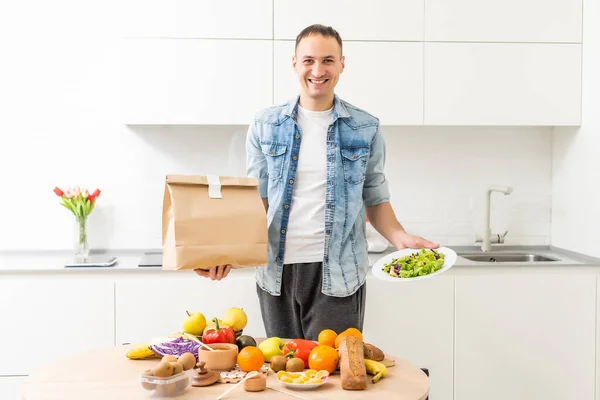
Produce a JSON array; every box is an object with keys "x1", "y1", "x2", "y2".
[
  {"x1": 261, "y1": 143, "x2": 287, "y2": 180},
  {"x1": 341, "y1": 146, "x2": 369, "y2": 184}
]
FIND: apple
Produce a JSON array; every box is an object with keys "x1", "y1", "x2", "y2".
[
  {"x1": 182, "y1": 311, "x2": 206, "y2": 336},
  {"x1": 222, "y1": 307, "x2": 248, "y2": 332},
  {"x1": 258, "y1": 337, "x2": 285, "y2": 362}
]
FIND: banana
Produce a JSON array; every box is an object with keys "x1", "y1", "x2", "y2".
[
  {"x1": 126, "y1": 343, "x2": 157, "y2": 360},
  {"x1": 364, "y1": 359, "x2": 387, "y2": 383}
]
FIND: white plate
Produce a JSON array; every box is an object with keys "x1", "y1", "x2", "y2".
[
  {"x1": 372, "y1": 247, "x2": 457, "y2": 282},
  {"x1": 277, "y1": 377, "x2": 328, "y2": 390}
]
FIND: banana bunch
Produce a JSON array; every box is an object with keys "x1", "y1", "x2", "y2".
[
  {"x1": 364, "y1": 359, "x2": 387, "y2": 383},
  {"x1": 126, "y1": 343, "x2": 157, "y2": 360}
]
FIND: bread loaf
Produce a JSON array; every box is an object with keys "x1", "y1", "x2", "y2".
[
  {"x1": 364, "y1": 343, "x2": 385, "y2": 362},
  {"x1": 339, "y1": 335, "x2": 367, "y2": 390}
]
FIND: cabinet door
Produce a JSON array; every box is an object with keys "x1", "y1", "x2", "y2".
[
  {"x1": 364, "y1": 275, "x2": 454, "y2": 400},
  {"x1": 0, "y1": 279, "x2": 114, "y2": 375},
  {"x1": 274, "y1": 0, "x2": 423, "y2": 41},
  {"x1": 115, "y1": 275, "x2": 265, "y2": 345},
  {"x1": 274, "y1": 41, "x2": 423, "y2": 125},
  {"x1": 424, "y1": 43, "x2": 581, "y2": 126},
  {"x1": 0, "y1": 376, "x2": 25, "y2": 400},
  {"x1": 123, "y1": 0, "x2": 272, "y2": 39},
  {"x1": 425, "y1": 0, "x2": 582, "y2": 43},
  {"x1": 455, "y1": 274, "x2": 595, "y2": 400},
  {"x1": 121, "y1": 39, "x2": 273, "y2": 125}
]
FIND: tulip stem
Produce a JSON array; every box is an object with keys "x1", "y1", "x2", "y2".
[{"x1": 75, "y1": 216, "x2": 89, "y2": 259}]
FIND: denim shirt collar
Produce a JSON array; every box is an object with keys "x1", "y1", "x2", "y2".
[{"x1": 282, "y1": 94, "x2": 351, "y2": 122}]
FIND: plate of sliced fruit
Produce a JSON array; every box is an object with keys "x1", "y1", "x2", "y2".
[{"x1": 276, "y1": 369, "x2": 329, "y2": 390}]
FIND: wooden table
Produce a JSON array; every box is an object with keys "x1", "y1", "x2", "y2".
[{"x1": 22, "y1": 345, "x2": 429, "y2": 399}]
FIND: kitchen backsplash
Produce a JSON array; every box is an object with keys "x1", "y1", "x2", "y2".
[{"x1": 0, "y1": 124, "x2": 551, "y2": 251}]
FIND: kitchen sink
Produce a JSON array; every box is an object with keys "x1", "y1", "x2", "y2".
[{"x1": 458, "y1": 252, "x2": 560, "y2": 263}]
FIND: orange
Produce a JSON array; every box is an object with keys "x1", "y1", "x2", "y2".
[
  {"x1": 334, "y1": 327, "x2": 363, "y2": 349},
  {"x1": 237, "y1": 346, "x2": 265, "y2": 372},
  {"x1": 308, "y1": 345, "x2": 339, "y2": 374},
  {"x1": 317, "y1": 329, "x2": 337, "y2": 348}
]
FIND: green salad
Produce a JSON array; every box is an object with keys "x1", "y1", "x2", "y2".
[{"x1": 383, "y1": 248, "x2": 445, "y2": 278}]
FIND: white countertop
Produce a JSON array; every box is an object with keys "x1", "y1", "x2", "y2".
[{"x1": 0, "y1": 246, "x2": 598, "y2": 274}]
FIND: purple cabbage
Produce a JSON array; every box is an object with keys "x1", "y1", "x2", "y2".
[{"x1": 149, "y1": 337, "x2": 201, "y2": 360}]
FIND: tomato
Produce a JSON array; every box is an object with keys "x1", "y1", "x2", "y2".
[{"x1": 308, "y1": 345, "x2": 339, "y2": 374}]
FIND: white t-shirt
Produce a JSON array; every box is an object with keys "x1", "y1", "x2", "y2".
[{"x1": 283, "y1": 105, "x2": 333, "y2": 264}]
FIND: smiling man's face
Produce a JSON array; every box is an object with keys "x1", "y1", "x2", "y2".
[{"x1": 293, "y1": 33, "x2": 345, "y2": 111}]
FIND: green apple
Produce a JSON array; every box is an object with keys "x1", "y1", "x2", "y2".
[
  {"x1": 182, "y1": 311, "x2": 206, "y2": 336},
  {"x1": 258, "y1": 337, "x2": 285, "y2": 362},
  {"x1": 222, "y1": 307, "x2": 248, "y2": 332}
]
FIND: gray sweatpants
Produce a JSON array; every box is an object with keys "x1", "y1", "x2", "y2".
[{"x1": 256, "y1": 262, "x2": 366, "y2": 341}]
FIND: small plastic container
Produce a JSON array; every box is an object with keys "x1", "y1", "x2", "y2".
[{"x1": 140, "y1": 370, "x2": 190, "y2": 397}]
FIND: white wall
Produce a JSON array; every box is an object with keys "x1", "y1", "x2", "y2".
[
  {"x1": 0, "y1": 1, "x2": 552, "y2": 251},
  {"x1": 551, "y1": 0, "x2": 600, "y2": 258}
]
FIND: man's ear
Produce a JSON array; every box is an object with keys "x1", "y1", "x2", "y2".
[
  {"x1": 292, "y1": 55, "x2": 297, "y2": 70},
  {"x1": 340, "y1": 55, "x2": 345, "y2": 72}
]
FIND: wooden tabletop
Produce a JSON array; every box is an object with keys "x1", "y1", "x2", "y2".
[{"x1": 22, "y1": 345, "x2": 429, "y2": 400}]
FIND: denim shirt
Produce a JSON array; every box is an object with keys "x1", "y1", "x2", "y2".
[{"x1": 246, "y1": 95, "x2": 390, "y2": 297}]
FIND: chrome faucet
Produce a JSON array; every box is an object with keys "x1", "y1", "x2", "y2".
[{"x1": 475, "y1": 186, "x2": 513, "y2": 252}]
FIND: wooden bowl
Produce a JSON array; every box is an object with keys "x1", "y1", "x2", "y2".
[
  {"x1": 244, "y1": 373, "x2": 267, "y2": 392},
  {"x1": 197, "y1": 343, "x2": 238, "y2": 371}
]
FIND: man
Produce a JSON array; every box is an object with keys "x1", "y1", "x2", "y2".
[{"x1": 196, "y1": 24, "x2": 438, "y2": 340}]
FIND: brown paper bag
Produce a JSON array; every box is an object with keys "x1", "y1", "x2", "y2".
[{"x1": 162, "y1": 174, "x2": 268, "y2": 271}]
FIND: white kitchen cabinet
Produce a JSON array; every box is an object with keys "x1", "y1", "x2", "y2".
[
  {"x1": 121, "y1": 39, "x2": 273, "y2": 125},
  {"x1": 274, "y1": 0, "x2": 423, "y2": 41},
  {"x1": 363, "y1": 276, "x2": 454, "y2": 400},
  {"x1": 274, "y1": 41, "x2": 423, "y2": 125},
  {"x1": 424, "y1": 43, "x2": 582, "y2": 126},
  {"x1": 115, "y1": 273, "x2": 266, "y2": 345},
  {"x1": 0, "y1": 376, "x2": 25, "y2": 400},
  {"x1": 0, "y1": 278, "x2": 114, "y2": 375},
  {"x1": 596, "y1": 275, "x2": 600, "y2": 400},
  {"x1": 455, "y1": 274, "x2": 595, "y2": 400},
  {"x1": 425, "y1": 0, "x2": 582, "y2": 43},
  {"x1": 123, "y1": 0, "x2": 272, "y2": 39}
]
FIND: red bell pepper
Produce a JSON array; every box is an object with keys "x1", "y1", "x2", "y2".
[
  {"x1": 283, "y1": 339, "x2": 318, "y2": 366},
  {"x1": 201, "y1": 318, "x2": 236, "y2": 344}
]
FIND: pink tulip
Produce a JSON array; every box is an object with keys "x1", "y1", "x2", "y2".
[{"x1": 82, "y1": 189, "x2": 90, "y2": 198}]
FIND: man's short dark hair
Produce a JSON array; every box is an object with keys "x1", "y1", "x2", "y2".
[{"x1": 295, "y1": 24, "x2": 343, "y2": 55}]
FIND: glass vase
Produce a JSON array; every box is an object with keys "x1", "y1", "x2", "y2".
[{"x1": 75, "y1": 217, "x2": 89, "y2": 260}]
